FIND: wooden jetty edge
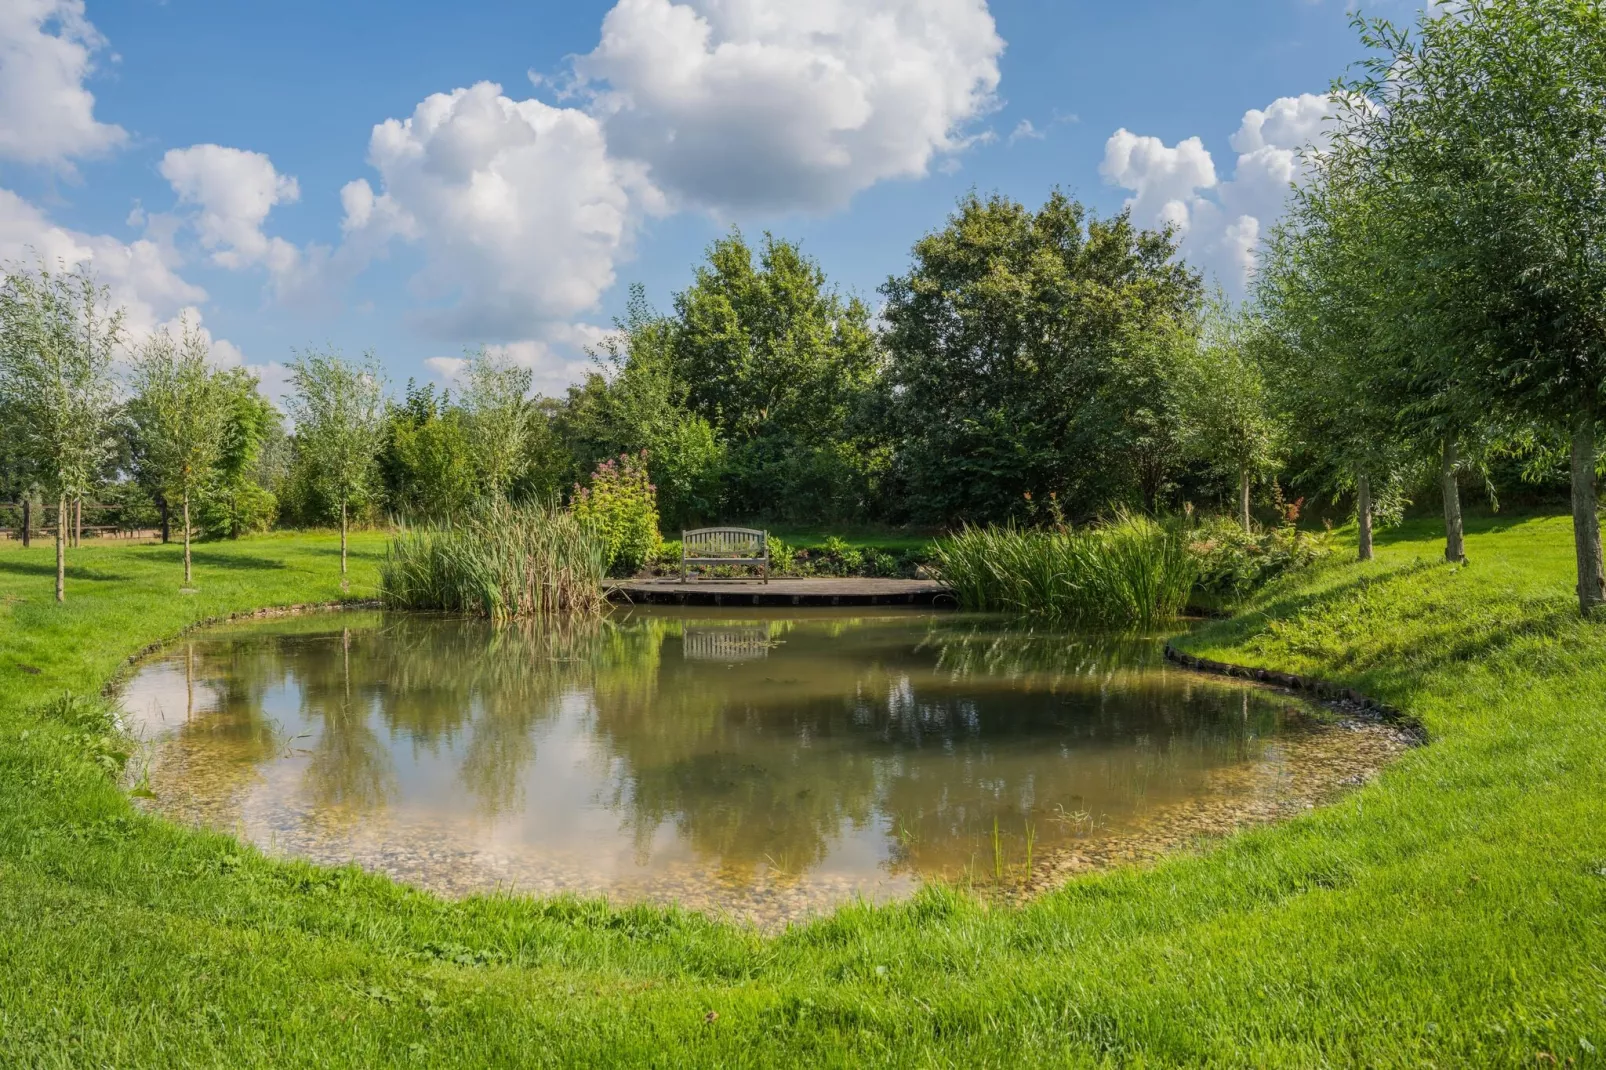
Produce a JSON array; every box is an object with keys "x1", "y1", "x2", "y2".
[{"x1": 607, "y1": 577, "x2": 955, "y2": 607}]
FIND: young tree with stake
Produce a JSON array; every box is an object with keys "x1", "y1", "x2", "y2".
[
  {"x1": 0, "y1": 264, "x2": 121, "y2": 603},
  {"x1": 129, "y1": 317, "x2": 230, "y2": 587},
  {"x1": 288, "y1": 349, "x2": 386, "y2": 579}
]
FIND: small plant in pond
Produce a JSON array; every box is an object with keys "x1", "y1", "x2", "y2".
[{"x1": 571, "y1": 451, "x2": 661, "y2": 576}]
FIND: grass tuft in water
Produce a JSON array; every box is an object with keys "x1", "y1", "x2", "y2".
[
  {"x1": 932, "y1": 510, "x2": 1198, "y2": 627},
  {"x1": 378, "y1": 499, "x2": 609, "y2": 621}
]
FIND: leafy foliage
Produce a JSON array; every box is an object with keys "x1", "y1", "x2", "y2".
[
  {"x1": 880, "y1": 192, "x2": 1203, "y2": 524},
  {"x1": 571, "y1": 451, "x2": 660, "y2": 575}
]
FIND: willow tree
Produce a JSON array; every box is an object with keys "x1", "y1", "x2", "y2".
[
  {"x1": 460, "y1": 347, "x2": 534, "y2": 502},
  {"x1": 1340, "y1": 1, "x2": 1606, "y2": 611},
  {"x1": 129, "y1": 317, "x2": 231, "y2": 586},
  {"x1": 1176, "y1": 303, "x2": 1282, "y2": 532},
  {"x1": 0, "y1": 264, "x2": 121, "y2": 602},
  {"x1": 288, "y1": 349, "x2": 386, "y2": 578}
]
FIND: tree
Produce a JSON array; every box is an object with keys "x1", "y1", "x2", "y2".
[
  {"x1": 288, "y1": 349, "x2": 386, "y2": 579},
  {"x1": 460, "y1": 348, "x2": 535, "y2": 502},
  {"x1": 562, "y1": 285, "x2": 727, "y2": 529},
  {"x1": 880, "y1": 191, "x2": 1202, "y2": 524},
  {"x1": 0, "y1": 264, "x2": 122, "y2": 602},
  {"x1": 129, "y1": 317, "x2": 231, "y2": 585},
  {"x1": 674, "y1": 232, "x2": 882, "y2": 521},
  {"x1": 379, "y1": 382, "x2": 477, "y2": 521},
  {"x1": 1176, "y1": 304, "x2": 1282, "y2": 532},
  {"x1": 197, "y1": 369, "x2": 284, "y2": 539},
  {"x1": 1336, "y1": 1, "x2": 1606, "y2": 611}
]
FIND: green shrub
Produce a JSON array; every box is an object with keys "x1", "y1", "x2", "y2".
[
  {"x1": 571, "y1": 451, "x2": 661, "y2": 575},
  {"x1": 1189, "y1": 515, "x2": 1334, "y2": 597},
  {"x1": 379, "y1": 499, "x2": 609, "y2": 621}
]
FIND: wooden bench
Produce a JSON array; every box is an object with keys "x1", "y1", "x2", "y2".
[{"x1": 681, "y1": 527, "x2": 769, "y2": 584}]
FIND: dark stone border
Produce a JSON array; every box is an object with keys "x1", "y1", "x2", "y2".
[{"x1": 1164, "y1": 643, "x2": 1427, "y2": 742}]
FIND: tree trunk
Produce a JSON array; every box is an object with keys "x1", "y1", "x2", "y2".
[
  {"x1": 1357, "y1": 474, "x2": 1374, "y2": 562},
  {"x1": 21, "y1": 499, "x2": 29, "y2": 549},
  {"x1": 74, "y1": 498, "x2": 81, "y2": 548},
  {"x1": 1442, "y1": 435, "x2": 1465, "y2": 564},
  {"x1": 182, "y1": 491, "x2": 192, "y2": 586},
  {"x1": 1238, "y1": 465, "x2": 1252, "y2": 533},
  {"x1": 1570, "y1": 406, "x2": 1604, "y2": 615},
  {"x1": 340, "y1": 501, "x2": 348, "y2": 577},
  {"x1": 159, "y1": 496, "x2": 170, "y2": 544},
  {"x1": 55, "y1": 496, "x2": 66, "y2": 603}
]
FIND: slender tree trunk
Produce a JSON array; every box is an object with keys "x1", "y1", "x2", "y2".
[
  {"x1": 1357, "y1": 474, "x2": 1374, "y2": 562},
  {"x1": 1442, "y1": 435, "x2": 1465, "y2": 564},
  {"x1": 159, "y1": 496, "x2": 170, "y2": 544},
  {"x1": 340, "y1": 501, "x2": 348, "y2": 577},
  {"x1": 182, "y1": 491, "x2": 192, "y2": 586},
  {"x1": 1238, "y1": 465, "x2": 1252, "y2": 533},
  {"x1": 1570, "y1": 405, "x2": 1604, "y2": 616},
  {"x1": 74, "y1": 498, "x2": 81, "y2": 548},
  {"x1": 55, "y1": 496, "x2": 66, "y2": 603},
  {"x1": 21, "y1": 500, "x2": 29, "y2": 549}
]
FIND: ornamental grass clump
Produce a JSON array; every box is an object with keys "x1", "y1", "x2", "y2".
[
  {"x1": 379, "y1": 498, "x2": 609, "y2": 621},
  {"x1": 933, "y1": 511, "x2": 1198, "y2": 628}
]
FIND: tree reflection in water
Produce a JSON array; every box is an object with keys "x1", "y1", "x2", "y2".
[{"x1": 129, "y1": 609, "x2": 1312, "y2": 897}]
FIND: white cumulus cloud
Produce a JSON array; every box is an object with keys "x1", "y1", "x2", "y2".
[
  {"x1": 1101, "y1": 92, "x2": 1337, "y2": 291},
  {"x1": 341, "y1": 81, "x2": 661, "y2": 341},
  {"x1": 574, "y1": 0, "x2": 1004, "y2": 213},
  {"x1": 0, "y1": 0, "x2": 126, "y2": 169}
]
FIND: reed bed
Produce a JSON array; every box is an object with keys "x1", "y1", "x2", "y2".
[
  {"x1": 932, "y1": 511, "x2": 1198, "y2": 628},
  {"x1": 379, "y1": 499, "x2": 610, "y2": 621}
]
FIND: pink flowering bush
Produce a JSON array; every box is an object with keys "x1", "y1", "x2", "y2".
[{"x1": 571, "y1": 450, "x2": 661, "y2": 575}]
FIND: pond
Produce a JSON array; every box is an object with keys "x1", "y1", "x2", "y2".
[{"x1": 119, "y1": 608, "x2": 1411, "y2": 927}]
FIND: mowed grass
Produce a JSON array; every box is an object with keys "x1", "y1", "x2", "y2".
[{"x1": 0, "y1": 516, "x2": 1603, "y2": 1066}]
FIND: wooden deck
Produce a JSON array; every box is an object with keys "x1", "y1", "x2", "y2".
[{"x1": 608, "y1": 576, "x2": 955, "y2": 607}]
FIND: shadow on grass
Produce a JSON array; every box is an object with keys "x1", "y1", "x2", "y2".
[
  {"x1": 0, "y1": 559, "x2": 131, "y2": 582},
  {"x1": 185, "y1": 550, "x2": 289, "y2": 572}
]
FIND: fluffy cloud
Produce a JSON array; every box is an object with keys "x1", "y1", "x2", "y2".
[
  {"x1": 0, "y1": 188, "x2": 280, "y2": 397},
  {"x1": 160, "y1": 145, "x2": 301, "y2": 272},
  {"x1": 341, "y1": 81, "x2": 660, "y2": 341},
  {"x1": 0, "y1": 186, "x2": 202, "y2": 339},
  {"x1": 574, "y1": 0, "x2": 1003, "y2": 212},
  {"x1": 0, "y1": 0, "x2": 126, "y2": 169},
  {"x1": 1099, "y1": 130, "x2": 1216, "y2": 234},
  {"x1": 1100, "y1": 93, "x2": 1336, "y2": 291}
]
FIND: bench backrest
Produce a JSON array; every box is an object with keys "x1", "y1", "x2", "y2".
[{"x1": 682, "y1": 527, "x2": 767, "y2": 558}]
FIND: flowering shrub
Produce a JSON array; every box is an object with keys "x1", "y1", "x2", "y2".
[
  {"x1": 1189, "y1": 514, "x2": 1334, "y2": 597},
  {"x1": 571, "y1": 451, "x2": 661, "y2": 575}
]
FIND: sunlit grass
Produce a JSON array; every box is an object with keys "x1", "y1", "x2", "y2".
[{"x1": 0, "y1": 514, "x2": 1601, "y2": 1064}]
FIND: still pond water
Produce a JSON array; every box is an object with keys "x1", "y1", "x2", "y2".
[{"x1": 121, "y1": 609, "x2": 1399, "y2": 926}]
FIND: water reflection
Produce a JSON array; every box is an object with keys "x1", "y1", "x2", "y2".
[{"x1": 121, "y1": 609, "x2": 1378, "y2": 925}]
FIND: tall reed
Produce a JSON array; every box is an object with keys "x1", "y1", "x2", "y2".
[
  {"x1": 932, "y1": 511, "x2": 1198, "y2": 628},
  {"x1": 379, "y1": 499, "x2": 610, "y2": 621}
]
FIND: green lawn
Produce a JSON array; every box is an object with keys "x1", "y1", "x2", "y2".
[{"x1": 0, "y1": 517, "x2": 1603, "y2": 1066}]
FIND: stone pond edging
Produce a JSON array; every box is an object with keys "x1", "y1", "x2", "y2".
[{"x1": 1163, "y1": 642, "x2": 1427, "y2": 742}]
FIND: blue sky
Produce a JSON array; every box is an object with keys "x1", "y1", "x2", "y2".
[{"x1": 0, "y1": 0, "x2": 1390, "y2": 402}]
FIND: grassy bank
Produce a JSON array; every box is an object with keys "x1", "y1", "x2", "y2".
[{"x1": 0, "y1": 517, "x2": 1603, "y2": 1065}]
